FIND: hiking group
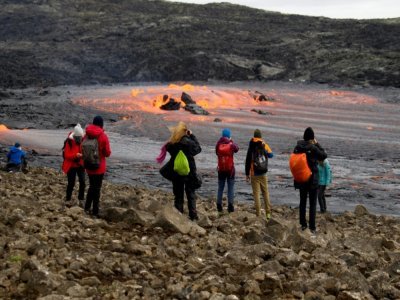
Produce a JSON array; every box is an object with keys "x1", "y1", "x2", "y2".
[
  {"x1": 158, "y1": 122, "x2": 331, "y2": 233},
  {"x1": 6, "y1": 118, "x2": 331, "y2": 233}
]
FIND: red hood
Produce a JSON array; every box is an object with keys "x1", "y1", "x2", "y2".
[
  {"x1": 217, "y1": 137, "x2": 231, "y2": 145},
  {"x1": 85, "y1": 124, "x2": 104, "y2": 138}
]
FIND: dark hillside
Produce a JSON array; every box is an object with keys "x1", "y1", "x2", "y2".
[{"x1": 0, "y1": 0, "x2": 399, "y2": 87}]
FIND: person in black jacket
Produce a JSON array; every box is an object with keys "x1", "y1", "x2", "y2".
[
  {"x1": 163, "y1": 122, "x2": 202, "y2": 220},
  {"x1": 293, "y1": 127, "x2": 327, "y2": 233}
]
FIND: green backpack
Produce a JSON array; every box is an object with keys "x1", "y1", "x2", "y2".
[{"x1": 174, "y1": 150, "x2": 190, "y2": 176}]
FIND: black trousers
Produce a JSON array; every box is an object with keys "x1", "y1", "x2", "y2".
[
  {"x1": 85, "y1": 174, "x2": 104, "y2": 216},
  {"x1": 172, "y1": 178, "x2": 198, "y2": 220},
  {"x1": 66, "y1": 167, "x2": 85, "y2": 201},
  {"x1": 318, "y1": 185, "x2": 327, "y2": 212},
  {"x1": 299, "y1": 186, "x2": 318, "y2": 231}
]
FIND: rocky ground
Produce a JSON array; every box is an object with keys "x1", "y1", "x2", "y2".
[{"x1": 1, "y1": 167, "x2": 400, "y2": 299}]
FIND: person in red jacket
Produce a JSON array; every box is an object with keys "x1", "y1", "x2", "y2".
[
  {"x1": 215, "y1": 128, "x2": 239, "y2": 215},
  {"x1": 62, "y1": 124, "x2": 85, "y2": 207},
  {"x1": 83, "y1": 116, "x2": 111, "y2": 217}
]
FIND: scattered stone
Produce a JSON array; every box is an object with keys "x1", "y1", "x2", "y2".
[
  {"x1": 213, "y1": 118, "x2": 222, "y2": 122},
  {"x1": 354, "y1": 205, "x2": 369, "y2": 217},
  {"x1": 251, "y1": 109, "x2": 272, "y2": 115},
  {"x1": 184, "y1": 103, "x2": 209, "y2": 115}
]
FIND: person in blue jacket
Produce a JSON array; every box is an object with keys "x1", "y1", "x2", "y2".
[
  {"x1": 6, "y1": 142, "x2": 27, "y2": 172},
  {"x1": 317, "y1": 158, "x2": 332, "y2": 213}
]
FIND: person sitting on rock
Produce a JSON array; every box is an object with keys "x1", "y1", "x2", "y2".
[
  {"x1": 158, "y1": 121, "x2": 202, "y2": 221},
  {"x1": 215, "y1": 128, "x2": 239, "y2": 215},
  {"x1": 62, "y1": 123, "x2": 85, "y2": 208},
  {"x1": 6, "y1": 142, "x2": 27, "y2": 172},
  {"x1": 245, "y1": 129, "x2": 274, "y2": 221}
]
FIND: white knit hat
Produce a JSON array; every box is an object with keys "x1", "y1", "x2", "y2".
[{"x1": 73, "y1": 123, "x2": 83, "y2": 137}]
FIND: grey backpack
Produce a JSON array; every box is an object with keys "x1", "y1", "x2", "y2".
[{"x1": 82, "y1": 137, "x2": 100, "y2": 170}]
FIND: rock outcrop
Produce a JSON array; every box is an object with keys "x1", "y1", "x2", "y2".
[{"x1": 0, "y1": 167, "x2": 399, "y2": 299}]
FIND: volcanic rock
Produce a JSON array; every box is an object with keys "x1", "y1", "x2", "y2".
[
  {"x1": 181, "y1": 92, "x2": 196, "y2": 105},
  {"x1": 184, "y1": 103, "x2": 210, "y2": 115},
  {"x1": 251, "y1": 109, "x2": 272, "y2": 115},
  {"x1": 160, "y1": 98, "x2": 181, "y2": 111},
  {"x1": 0, "y1": 167, "x2": 400, "y2": 299}
]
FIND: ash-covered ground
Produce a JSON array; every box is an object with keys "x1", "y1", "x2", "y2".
[{"x1": 1, "y1": 82, "x2": 399, "y2": 216}]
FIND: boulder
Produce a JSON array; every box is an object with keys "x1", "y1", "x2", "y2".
[
  {"x1": 181, "y1": 92, "x2": 195, "y2": 105},
  {"x1": 184, "y1": 103, "x2": 209, "y2": 115},
  {"x1": 160, "y1": 98, "x2": 181, "y2": 110},
  {"x1": 152, "y1": 206, "x2": 206, "y2": 236},
  {"x1": 354, "y1": 205, "x2": 369, "y2": 217}
]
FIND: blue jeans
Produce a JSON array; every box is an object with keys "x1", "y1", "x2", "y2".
[{"x1": 217, "y1": 172, "x2": 235, "y2": 212}]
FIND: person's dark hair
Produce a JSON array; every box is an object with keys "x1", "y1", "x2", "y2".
[{"x1": 93, "y1": 116, "x2": 104, "y2": 128}]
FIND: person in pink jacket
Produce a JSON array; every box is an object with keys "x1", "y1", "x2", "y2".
[{"x1": 83, "y1": 116, "x2": 111, "y2": 217}]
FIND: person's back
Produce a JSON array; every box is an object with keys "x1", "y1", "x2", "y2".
[
  {"x1": 162, "y1": 121, "x2": 201, "y2": 221},
  {"x1": 83, "y1": 116, "x2": 111, "y2": 218},
  {"x1": 293, "y1": 127, "x2": 327, "y2": 233},
  {"x1": 215, "y1": 128, "x2": 239, "y2": 214},
  {"x1": 245, "y1": 129, "x2": 274, "y2": 220}
]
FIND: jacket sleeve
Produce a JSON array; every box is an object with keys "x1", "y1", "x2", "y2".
[
  {"x1": 187, "y1": 134, "x2": 201, "y2": 156},
  {"x1": 326, "y1": 160, "x2": 332, "y2": 185},
  {"x1": 232, "y1": 141, "x2": 239, "y2": 153},
  {"x1": 313, "y1": 143, "x2": 327, "y2": 161},
  {"x1": 63, "y1": 141, "x2": 76, "y2": 160},
  {"x1": 102, "y1": 134, "x2": 111, "y2": 158},
  {"x1": 264, "y1": 143, "x2": 273, "y2": 158},
  {"x1": 245, "y1": 143, "x2": 252, "y2": 176}
]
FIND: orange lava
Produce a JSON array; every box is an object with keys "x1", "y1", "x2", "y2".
[{"x1": 0, "y1": 124, "x2": 9, "y2": 131}]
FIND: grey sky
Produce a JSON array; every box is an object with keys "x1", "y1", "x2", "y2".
[{"x1": 166, "y1": 0, "x2": 400, "y2": 19}]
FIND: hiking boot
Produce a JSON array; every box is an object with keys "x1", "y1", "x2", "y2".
[
  {"x1": 228, "y1": 204, "x2": 235, "y2": 213},
  {"x1": 301, "y1": 225, "x2": 308, "y2": 231},
  {"x1": 266, "y1": 213, "x2": 271, "y2": 221}
]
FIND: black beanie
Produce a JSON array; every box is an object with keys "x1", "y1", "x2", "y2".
[
  {"x1": 93, "y1": 115, "x2": 104, "y2": 128},
  {"x1": 303, "y1": 127, "x2": 314, "y2": 141}
]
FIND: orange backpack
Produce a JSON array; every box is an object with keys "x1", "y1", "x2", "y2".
[{"x1": 289, "y1": 153, "x2": 312, "y2": 183}]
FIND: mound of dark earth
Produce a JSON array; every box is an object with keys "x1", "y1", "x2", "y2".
[{"x1": 0, "y1": 0, "x2": 399, "y2": 88}]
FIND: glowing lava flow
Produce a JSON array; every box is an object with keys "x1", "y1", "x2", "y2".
[{"x1": 74, "y1": 84, "x2": 275, "y2": 116}]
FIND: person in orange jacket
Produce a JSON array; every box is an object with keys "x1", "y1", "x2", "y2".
[
  {"x1": 62, "y1": 124, "x2": 85, "y2": 207},
  {"x1": 83, "y1": 116, "x2": 111, "y2": 218}
]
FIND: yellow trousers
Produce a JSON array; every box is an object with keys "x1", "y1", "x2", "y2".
[{"x1": 251, "y1": 175, "x2": 271, "y2": 216}]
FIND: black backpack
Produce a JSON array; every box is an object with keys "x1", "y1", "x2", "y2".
[
  {"x1": 81, "y1": 137, "x2": 100, "y2": 170},
  {"x1": 253, "y1": 144, "x2": 268, "y2": 173},
  {"x1": 62, "y1": 138, "x2": 72, "y2": 159}
]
